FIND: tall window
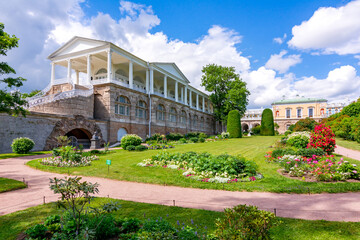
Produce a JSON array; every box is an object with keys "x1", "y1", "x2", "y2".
[
  {"x1": 115, "y1": 96, "x2": 130, "y2": 116},
  {"x1": 308, "y1": 108, "x2": 314, "y2": 118},
  {"x1": 136, "y1": 100, "x2": 147, "y2": 119},
  {"x1": 286, "y1": 109, "x2": 291, "y2": 118},
  {"x1": 180, "y1": 111, "x2": 187, "y2": 124},
  {"x1": 297, "y1": 108, "x2": 302, "y2": 118},
  {"x1": 169, "y1": 107, "x2": 177, "y2": 122},
  {"x1": 156, "y1": 104, "x2": 165, "y2": 121}
]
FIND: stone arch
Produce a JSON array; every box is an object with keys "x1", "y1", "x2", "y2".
[
  {"x1": 45, "y1": 115, "x2": 104, "y2": 150},
  {"x1": 242, "y1": 123, "x2": 249, "y2": 132},
  {"x1": 117, "y1": 127, "x2": 128, "y2": 141}
]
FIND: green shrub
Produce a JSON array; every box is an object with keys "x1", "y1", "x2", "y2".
[
  {"x1": 293, "y1": 118, "x2": 317, "y2": 132},
  {"x1": 142, "y1": 218, "x2": 176, "y2": 233},
  {"x1": 119, "y1": 217, "x2": 142, "y2": 234},
  {"x1": 126, "y1": 145, "x2": 136, "y2": 151},
  {"x1": 227, "y1": 110, "x2": 242, "y2": 138},
  {"x1": 271, "y1": 148, "x2": 325, "y2": 159},
  {"x1": 90, "y1": 149, "x2": 101, "y2": 154},
  {"x1": 166, "y1": 133, "x2": 183, "y2": 141},
  {"x1": 260, "y1": 108, "x2": 275, "y2": 136},
  {"x1": 179, "y1": 138, "x2": 187, "y2": 143},
  {"x1": 214, "y1": 205, "x2": 277, "y2": 240},
  {"x1": 89, "y1": 214, "x2": 120, "y2": 239},
  {"x1": 121, "y1": 134, "x2": 142, "y2": 149},
  {"x1": 11, "y1": 137, "x2": 35, "y2": 154},
  {"x1": 25, "y1": 224, "x2": 48, "y2": 239},
  {"x1": 199, "y1": 137, "x2": 205, "y2": 143},
  {"x1": 190, "y1": 137, "x2": 199, "y2": 143},
  {"x1": 199, "y1": 132, "x2": 208, "y2": 139},
  {"x1": 286, "y1": 132, "x2": 310, "y2": 149},
  {"x1": 251, "y1": 125, "x2": 261, "y2": 135},
  {"x1": 135, "y1": 145, "x2": 148, "y2": 151},
  {"x1": 185, "y1": 132, "x2": 202, "y2": 138}
]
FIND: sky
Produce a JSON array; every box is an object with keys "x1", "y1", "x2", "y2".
[{"x1": 1, "y1": 0, "x2": 360, "y2": 108}]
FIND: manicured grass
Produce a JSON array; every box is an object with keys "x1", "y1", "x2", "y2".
[
  {"x1": 336, "y1": 138, "x2": 360, "y2": 152},
  {"x1": 0, "y1": 178, "x2": 26, "y2": 193},
  {"x1": 0, "y1": 151, "x2": 50, "y2": 160},
  {"x1": 0, "y1": 198, "x2": 359, "y2": 240},
  {"x1": 27, "y1": 136, "x2": 360, "y2": 193}
]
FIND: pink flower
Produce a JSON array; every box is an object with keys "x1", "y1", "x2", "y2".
[{"x1": 286, "y1": 162, "x2": 291, "y2": 164}]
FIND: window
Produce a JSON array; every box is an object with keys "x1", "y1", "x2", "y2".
[
  {"x1": 169, "y1": 107, "x2": 177, "y2": 122},
  {"x1": 308, "y1": 108, "x2": 314, "y2": 118},
  {"x1": 95, "y1": 68, "x2": 107, "y2": 80},
  {"x1": 156, "y1": 104, "x2": 165, "y2": 121},
  {"x1": 297, "y1": 108, "x2": 302, "y2": 118},
  {"x1": 115, "y1": 96, "x2": 130, "y2": 116},
  {"x1": 136, "y1": 100, "x2": 147, "y2": 119},
  {"x1": 286, "y1": 124, "x2": 291, "y2": 130},
  {"x1": 275, "y1": 111, "x2": 279, "y2": 117},
  {"x1": 180, "y1": 111, "x2": 187, "y2": 124},
  {"x1": 286, "y1": 109, "x2": 291, "y2": 118}
]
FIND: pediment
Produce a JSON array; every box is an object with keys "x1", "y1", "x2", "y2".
[
  {"x1": 48, "y1": 36, "x2": 108, "y2": 59},
  {"x1": 154, "y1": 63, "x2": 190, "y2": 83}
]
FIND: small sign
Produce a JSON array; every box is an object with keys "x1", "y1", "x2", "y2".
[{"x1": 106, "y1": 160, "x2": 111, "y2": 165}]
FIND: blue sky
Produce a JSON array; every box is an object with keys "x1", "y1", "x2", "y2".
[{"x1": 1, "y1": 0, "x2": 360, "y2": 107}]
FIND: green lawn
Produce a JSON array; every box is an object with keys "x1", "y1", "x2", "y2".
[
  {"x1": 336, "y1": 138, "x2": 360, "y2": 152},
  {"x1": 0, "y1": 178, "x2": 27, "y2": 193},
  {"x1": 0, "y1": 151, "x2": 50, "y2": 160},
  {"x1": 27, "y1": 136, "x2": 360, "y2": 193},
  {"x1": 0, "y1": 198, "x2": 359, "y2": 240}
]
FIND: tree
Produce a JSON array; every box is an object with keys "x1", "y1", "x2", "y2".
[
  {"x1": 0, "y1": 23, "x2": 27, "y2": 116},
  {"x1": 201, "y1": 64, "x2": 250, "y2": 125},
  {"x1": 21, "y1": 89, "x2": 40, "y2": 99},
  {"x1": 260, "y1": 108, "x2": 275, "y2": 136},
  {"x1": 227, "y1": 110, "x2": 242, "y2": 138},
  {"x1": 293, "y1": 117, "x2": 317, "y2": 132}
]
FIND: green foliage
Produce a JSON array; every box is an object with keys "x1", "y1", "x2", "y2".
[
  {"x1": 56, "y1": 135, "x2": 71, "y2": 147},
  {"x1": 0, "y1": 23, "x2": 28, "y2": 117},
  {"x1": 179, "y1": 138, "x2": 187, "y2": 143},
  {"x1": 199, "y1": 137, "x2": 205, "y2": 143},
  {"x1": 271, "y1": 148, "x2": 325, "y2": 159},
  {"x1": 126, "y1": 145, "x2": 136, "y2": 151},
  {"x1": 214, "y1": 204, "x2": 278, "y2": 240},
  {"x1": 119, "y1": 217, "x2": 142, "y2": 234},
  {"x1": 286, "y1": 132, "x2": 310, "y2": 149},
  {"x1": 260, "y1": 108, "x2": 275, "y2": 136},
  {"x1": 251, "y1": 125, "x2": 261, "y2": 135},
  {"x1": 190, "y1": 137, "x2": 199, "y2": 143},
  {"x1": 21, "y1": 89, "x2": 41, "y2": 99},
  {"x1": 25, "y1": 223, "x2": 47, "y2": 239},
  {"x1": 227, "y1": 110, "x2": 242, "y2": 138},
  {"x1": 341, "y1": 101, "x2": 360, "y2": 117},
  {"x1": 201, "y1": 64, "x2": 250, "y2": 122},
  {"x1": 185, "y1": 132, "x2": 207, "y2": 139},
  {"x1": 293, "y1": 118, "x2": 318, "y2": 132},
  {"x1": 11, "y1": 137, "x2": 34, "y2": 154},
  {"x1": 121, "y1": 134, "x2": 142, "y2": 149},
  {"x1": 135, "y1": 145, "x2": 148, "y2": 151},
  {"x1": 166, "y1": 133, "x2": 184, "y2": 141}
]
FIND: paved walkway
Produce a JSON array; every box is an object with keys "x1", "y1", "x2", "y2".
[
  {"x1": 335, "y1": 145, "x2": 360, "y2": 160},
  {"x1": 2, "y1": 150, "x2": 360, "y2": 221}
]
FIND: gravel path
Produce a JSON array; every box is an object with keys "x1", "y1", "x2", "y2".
[{"x1": 1, "y1": 149, "x2": 360, "y2": 221}]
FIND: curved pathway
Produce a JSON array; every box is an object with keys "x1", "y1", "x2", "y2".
[{"x1": 1, "y1": 152, "x2": 360, "y2": 222}]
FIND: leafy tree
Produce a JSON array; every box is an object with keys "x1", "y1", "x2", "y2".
[
  {"x1": 260, "y1": 108, "x2": 275, "y2": 136},
  {"x1": 293, "y1": 117, "x2": 317, "y2": 132},
  {"x1": 0, "y1": 23, "x2": 27, "y2": 116},
  {"x1": 201, "y1": 64, "x2": 250, "y2": 125},
  {"x1": 22, "y1": 89, "x2": 40, "y2": 99},
  {"x1": 227, "y1": 110, "x2": 242, "y2": 138}
]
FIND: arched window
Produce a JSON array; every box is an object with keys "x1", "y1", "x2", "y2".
[
  {"x1": 95, "y1": 68, "x2": 107, "y2": 80},
  {"x1": 193, "y1": 115, "x2": 198, "y2": 128},
  {"x1": 134, "y1": 76, "x2": 145, "y2": 90},
  {"x1": 156, "y1": 104, "x2": 165, "y2": 121},
  {"x1": 169, "y1": 107, "x2": 177, "y2": 122},
  {"x1": 200, "y1": 117, "x2": 204, "y2": 128},
  {"x1": 96, "y1": 68, "x2": 107, "y2": 75},
  {"x1": 115, "y1": 69, "x2": 127, "y2": 77},
  {"x1": 115, "y1": 96, "x2": 130, "y2": 116},
  {"x1": 136, "y1": 100, "x2": 147, "y2": 119},
  {"x1": 180, "y1": 111, "x2": 187, "y2": 124}
]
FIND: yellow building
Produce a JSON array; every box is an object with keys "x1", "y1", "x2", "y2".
[{"x1": 271, "y1": 96, "x2": 327, "y2": 133}]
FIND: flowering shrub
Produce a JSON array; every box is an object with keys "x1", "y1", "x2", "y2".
[
  {"x1": 138, "y1": 152, "x2": 262, "y2": 183},
  {"x1": 221, "y1": 132, "x2": 230, "y2": 139},
  {"x1": 148, "y1": 143, "x2": 174, "y2": 150},
  {"x1": 308, "y1": 124, "x2": 336, "y2": 154},
  {"x1": 41, "y1": 155, "x2": 98, "y2": 167},
  {"x1": 286, "y1": 131, "x2": 310, "y2": 149},
  {"x1": 121, "y1": 134, "x2": 143, "y2": 149}
]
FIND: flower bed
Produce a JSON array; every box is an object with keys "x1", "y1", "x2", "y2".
[
  {"x1": 138, "y1": 152, "x2": 262, "y2": 183},
  {"x1": 273, "y1": 154, "x2": 359, "y2": 181},
  {"x1": 148, "y1": 143, "x2": 174, "y2": 150},
  {"x1": 41, "y1": 155, "x2": 98, "y2": 167}
]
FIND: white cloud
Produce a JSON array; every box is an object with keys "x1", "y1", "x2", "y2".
[
  {"x1": 355, "y1": 55, "x2": 360, "y2": 65},
  {"x1": 288, "y1": 0, "x2": 360, "y2": 55},
  {"x1": 273, "y1": 33, "x2": 287, "y2": 44},
  {"x1": 265, "y1": 50, "x2": 302, "y2": 73}
]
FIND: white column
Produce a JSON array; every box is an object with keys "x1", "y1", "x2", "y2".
[
  {"x1": 87, "y1": 55, "x2": 92, "y2": 82},
  {"x1": 51, "y1": 62, "x2": 55, "y2": 85},
  {"x1": 196, "y1": 94, "x2": 199, "y2": 110},
  {"x1": 202, "y1": 97, "x2": 205, "y2": 112},
  {"x1": 75, "y1": 70, "x2": 79, "y2": 85},
  {"x1": 129, "y1": 60, "x2": 133, "y2": 89},
  {"x1": 175, "y1": 81, "x2": 178, "y2": 102},
  {"x1": 184, "y1": 86, "x2": 188, "y2": 105},
  {"x1": 67, "y1": 59, "x2": 72, "y2": 80},
  {"x1": 107, "y1": 50, "x2": 112, "y2": 81},
  {"x1": 189, "y1": 90, "x2": 192, "y2": 107},
  {"x1": 181, "y1": 86, "x2": 184, "y2": 103},
  {"x1": 150, "y1": 68, "x2": 154, "y2": 94},
  {"x1": 146, "y1": 69, "x2": 149, "y2": 93},
  {"x1": 164, "y1": 75, "x2": 167, "y2": 98}
]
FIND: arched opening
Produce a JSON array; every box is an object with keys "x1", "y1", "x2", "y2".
[
  {"x1": 117, "y1": 128, "x2": 128, "y2": 142},
  {"x1": 65, "y1": 128, "x2": 92, "y2": 148},
  {"x1": 242, "y1": 123, "x2": 249, "y2": 132}
]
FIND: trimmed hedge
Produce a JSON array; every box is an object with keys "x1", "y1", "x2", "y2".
[
  {"x1": 11, "y1": 137, "x2": 35, "y2": 154},
  {"x1": 260, "y1": 108, "x2": 275, "y2": 136},
  {"x1": 227, "y1": 110, "x2": 242, "y2": 138},
  {"x1": 121, "y1": 134, "x2": 142, "y2": 149}
]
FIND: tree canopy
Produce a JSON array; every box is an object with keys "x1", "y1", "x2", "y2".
[
  {"x1": 0, "y1": 22, "x2": 27, "y2": 116},
  {"x1": 201, "y1": 64, "x2": 250, "y2": 122}
]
